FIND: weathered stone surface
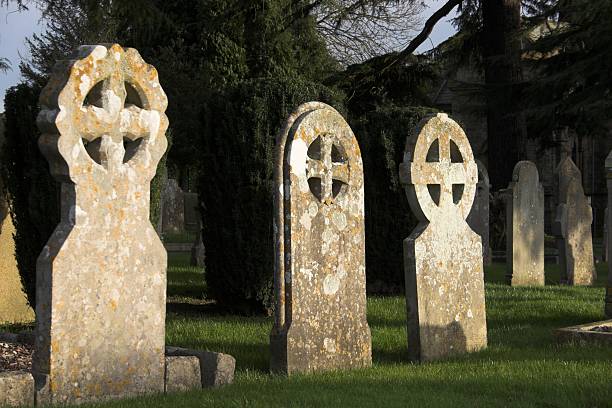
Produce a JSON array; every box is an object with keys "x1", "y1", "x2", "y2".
[
  {"x1": 165, "y1": 346, "x2": 235, "y2": 388},
  {"x1": 0, "y1": 197, "x2": 34, "y2": 324},
  {"x1": 34, "y1": 44, "x2": 169, "y2": 404},
  {"x1": 553, "y1": 156, "x2": 595, "y2": 285},
  {"x1": 0, "y1": 371, "x2": 35, "y2": 407},
  {"x1": 399, "y1": 113, "x2": 487, "y2": 362},
  {"x1": 164, "y1": 356, "x2": 201, "y2": 393},
  {"x1": 467, "y1": 160, "x2": 491, "y2": 265},
  {"x1": 605, "y1": 151, "x2": 612, "y2": 318},
  {"x1": 162, "y1": 179, "x2": 184, "y2": 234},
  {"x1": 504, "y1": 161, "x2": 545, "y2": 286},
  {"x1": 270, "y1": 102, "x2": 372, "y2": 374}
]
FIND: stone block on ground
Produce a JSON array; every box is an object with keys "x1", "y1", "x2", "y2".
[
  {"x1": 164, "y1": 356, "x2": 201, "y2": 393},
  {"x1": 165, "y1": 346, "x2": 235, "y2": 388},
  {"x1": 0, "y1": 371, "x2": 34, "y2": 407}
]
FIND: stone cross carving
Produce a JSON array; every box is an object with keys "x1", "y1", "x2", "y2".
[
  {"x1": 553, "y1": 155, "x2": 595, "y2": 286},
  {"x1": 504, "y1": 161, "x2": 544, "y2": 286},
  {"x1": 467, "y1": 160, "x2": 491, "y2": 265},
  {"x1": 270, "y1": 102, "x2": 371, "y2": 375},
  {"x1": 605, "y1": 150, "x2": 612, "y2": 317},
  {"x1": 35, "y1": 44, "x2": 168, "y2": 404},
  {"x1": 399, "y1": 113, "x2": 487, "y2": 362}
]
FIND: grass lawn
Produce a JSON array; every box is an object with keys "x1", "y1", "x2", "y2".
[{"x1": 81, "y1": 255, "x2": 612, "y2": 408}]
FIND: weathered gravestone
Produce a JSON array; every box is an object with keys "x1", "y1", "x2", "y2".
[
  {"x1": 504, "y1": 161, "x2": 545, "y2": 286},
  {"x1": 553, "y1": 153, "x2": 595, "y2": 285},
  {"x1": 467, "y1": 160, "x2": 491, "y2": 265},
  {"x1": 270, "y1": 102, "x2": 372, "y2": 374},
  {"x1": 35, "y1": 44, "x2": 169, "y2": 404},
  {"x1": 399, "y1": 113, "x2": 487, "y2": 362},
  {"x1": 605, "y1": 151, "x2": 612, "y2": 318},
  {"x1": 162, "y1": 179, "x2": 184, "y2": 234}
]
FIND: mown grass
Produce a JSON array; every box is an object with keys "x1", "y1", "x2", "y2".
[{"x1": 82, "y1": 257, "x2": 612, "y2": 408}]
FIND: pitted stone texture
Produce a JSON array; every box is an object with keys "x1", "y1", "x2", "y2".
[
  {"x1": 505, "y1": 161, "x2": 544, "y2": 286},
  {"x1": 164, "y1": 356, "x2": 201, "y2": 393},
  {"x1": 399, "y1": 113, "x2": 487, "y2": 362},
  {"x1": 0, "y1": 199, "x2": 34, "y2": 324},
  {"x1": 165, "y1": 346, "x2": 235, "y2": 388},
  {"x1": 34, "y1": 44, "x2": 169, "y2": 404},
  {"x1": 553, "y1": 157, "x2": 595, "y2": 286},
  {"x1": 270, "y1": 102, "x2": 372, "y2": 374},
  {"x1": 467, "y1": 160, "x2": 491, "y2": 265},
  {"x1": 0, "y1": 371, "x2": 35, "y2": 407},
  {"x1": 605, "y1": 151, "x2": 612, "y2": 318}
]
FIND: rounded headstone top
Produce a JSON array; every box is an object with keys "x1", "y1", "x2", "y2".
[
  {"x1": 400, "y1": 113, "x2": 478, "y2": 222},
  {"x1": 37, "y1": 44, "x2": 169, "y2": 184},
  {"x1": 512, "y1": 160, "x2": 539, "y2": 183}
]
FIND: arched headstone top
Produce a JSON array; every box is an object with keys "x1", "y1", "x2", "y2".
[
  {"x1": 278, "y1": 102, "x2": 362, "y2": 208},
  {"x1": 512, "y1": 160, "x2": 540, "y2": 184},
  {"x1": 37, "y1": 44, "x2": 168, "y2": 185},
  {"x1": 606, "y1": 150, "x2": 612, "y2": 176},
  {"x1": 400, "y1": 113, "x2": 478, "y2": 222}
]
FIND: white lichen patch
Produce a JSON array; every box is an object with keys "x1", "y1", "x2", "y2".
[
  {"x1": 289, "y1": 139, "x2": 308, "y2": 176},
  {"x1": 323, "y1": 338, "x2": 336, "y2": 353},
  {"x1": 323, "y1": 274, "x2": 340, "y2": 295}
]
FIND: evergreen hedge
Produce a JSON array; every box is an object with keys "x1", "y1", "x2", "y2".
[
  {"x1": 198, "y1": 77, "x2": 344, "y2": 313},
  {"x1": 352, "y1": 106, "x2": 437, "y2": 293},
  {"x1": 2, "y1": 83, "x2": 59, "y2": 307}
]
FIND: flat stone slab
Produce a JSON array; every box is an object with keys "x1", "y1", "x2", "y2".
[
  {"x1": 555, "y1": 320, "x2": 612, "y2": 346},
  {"x1": 0, "y1": 371, "x2": 34, "y2": 407},
  {"x1": 165, "y1": 356, "x2": 201, "y2": 394},
  {"x1": 165, "y1": 346, "x2": 235, "y2": 388}
]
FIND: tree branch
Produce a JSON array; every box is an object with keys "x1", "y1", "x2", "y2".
[{"x1": 387, "y1": 0, "x2": 462, "y2": 69}]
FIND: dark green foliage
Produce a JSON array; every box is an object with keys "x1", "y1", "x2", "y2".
[
  {"x1": 524, "y1": 0, "x2": 612, "y2": 136},
  {"x1": 1, "y1": 83, "x2": 59, "y2": 307},
  {"x1": 352, "y1": 106, "x2": 437, "y2": 293},
  {"x1": 198, "y1": 77, "x2": 344, "y2": 313}
]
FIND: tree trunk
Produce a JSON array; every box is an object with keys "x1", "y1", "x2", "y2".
[{"x1": 482, "y1": 0, "x2": 525, "y2": 190}]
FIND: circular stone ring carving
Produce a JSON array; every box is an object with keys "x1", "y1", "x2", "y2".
[
  {"x1": 403, "y1": 113, "x2": 477, "y2": 222},
  {"x1": 37, "y1": 44, "x2": 168, "y2": 184}
]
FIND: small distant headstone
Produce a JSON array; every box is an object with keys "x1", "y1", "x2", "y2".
[
  {"x1": 605, "y1": 150, "x2": 612, "y2": 318},
  {"x1": 162, "y1": 179, "x2": 184, "y2": 234},
  {"x1": 183, "y1": 192, "x2": 200, "y2": 232},
  {"x1": 504, "y1": 161, "x2": 545, "y2": 286},
  {"x1": 270, "y1": 102, "x2": 372, "y2": 374},
  {"x1": 553, "y1": 156, "x2": 595, "y2": 285},
  {"x1": 399, "y1": 113, "x2": 487, "y2": 362},
  {"x1": 35, "y1": 44, "x2": 169, "y2": 404},
  {"x1": 190, "y1": 220, "x2": 205, "y2": 268},
  {"x1": 467, "y1": 160, "x2": 491, "y2": 265}
]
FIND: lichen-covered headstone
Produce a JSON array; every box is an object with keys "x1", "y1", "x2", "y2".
[
  {"x1": 399, "y1": 113, "x2": 487, "y2": 362},
  {"x1": 504, "y1": 161, "x2": 545, "y2": 286},
  {"x1": 467, "y1": 160, "x2": 491, "y2": 265},
  {"x1": 270, "y1": 102, "x2": 372, "y2": 374},
  {"x1": 553, "y1": 156, "x2": 595, "y2": 286},
  {"x1": 35, "y1": 44, "x2": 169, "y2": 404},
  {"x1": 605, "y1": 151, "x2": 612, "y2": 317}
]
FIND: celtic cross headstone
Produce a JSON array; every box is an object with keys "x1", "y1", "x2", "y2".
[
  {"x1": 270, "y1": 102, "x2": 372, "y2": 374},
  {"x1": 34, "y1": 44, "x2": 169, "y2": 404},
  {"x1": 399, "y1": 113, "x2": 487, "y2": 362}
]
